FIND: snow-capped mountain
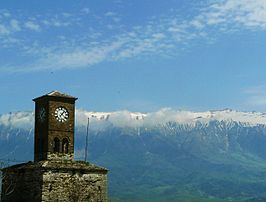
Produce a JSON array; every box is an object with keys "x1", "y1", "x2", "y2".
[
  {"x1": 2, "y1": 108, "x2": 266, "y2": 130},
  {"x1": 1, "y1": 108, "x2": 266, "y2": 201},
  {"x1": 0, "y1": 111, "x2": 34, "y2": 129}
]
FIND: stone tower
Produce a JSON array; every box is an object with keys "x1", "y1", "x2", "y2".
[
  {"x1": 1, "y1": 91, "x2": 108, "y2": 202},
  {"x1": 33, "y1": 91, "x2": 77, "y2": 161}
]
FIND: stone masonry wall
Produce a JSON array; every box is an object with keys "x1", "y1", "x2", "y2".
[
  {"x1": 1, "y1": 161, "x2": 108, "y2": 202},
  {"x1": 47, "y1": 152, "x2": 74, "y2": 161},
  {"x1": 1, "y1": 167, "x2": 42, "y2": 202},
  {"x1": 42, "y1": 170, "x2": 108, "y2": 202}
]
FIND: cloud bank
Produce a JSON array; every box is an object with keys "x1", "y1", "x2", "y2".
[
  {"x1": 1, "y1": 0, "x2": 266, "y2": 72},
  {"x1": 2, "y1": 109, "x2": 266, "y2": 131}
]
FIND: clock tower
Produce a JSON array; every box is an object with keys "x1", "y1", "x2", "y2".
[
  {"x1": 33, "y1": 91, "x2": 77, "y2": 161},
  {"x1": 1, "y1": 91, "x2": 108, "y2": 202}
]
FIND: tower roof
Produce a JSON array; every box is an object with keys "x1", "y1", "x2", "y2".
[{"x1": 33, "y1": 90, "x2": 78, "y2": 101}]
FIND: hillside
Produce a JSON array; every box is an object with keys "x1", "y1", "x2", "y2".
[{"x1": 1, "y1": 109, "x2": 266, "y2": 201}]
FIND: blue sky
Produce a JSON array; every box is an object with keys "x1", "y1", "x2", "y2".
[{"x1": 1, "y1": 0, "x2": 266, "y2": 114}]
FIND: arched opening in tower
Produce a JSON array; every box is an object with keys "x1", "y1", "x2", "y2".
[
  {"x1": 62, "y1": 138, "x2": 69, "y2": 154},
  {"x1": 53, "y1": 137, "x2": 60, "y2": 153}
]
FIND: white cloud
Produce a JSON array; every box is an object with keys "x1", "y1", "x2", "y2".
[
  {"x1": 1, "y1": 0, "x2": 266, "y2": 72},
  {"x1": 74, "y1": 108, "x2": 266, "y2": 128},
  {"x1": 0, "y1": 10, "x2": 11, "y2": 18},
  {"x1": 244, "y1": 85, "x2": 266, "y2": 94},
  {"x1": 105, "y1": 12, "x2": 121, "y2": 23},
  {"x1": 245, "y1": 85, "x2": 266, "y2": 107},
  {"x1": 246, "y1": 96, "x2": 266, "y2": 106},
  {"x1": 42, "y1": 19, "x2": 70, "y2": 27},
  {"x1": 113, "y1": 17, "x2": 121, "y2": 23},
  {"x1": 203, "y1": 0, "x2": 266, "y2": 30},
  {"x1": 0, "y1": 111, "x2": 34, "y2": 129},
  {"x1": 152, "y1": 33, "x2": 165, "y2": 40},
  {"x1": 8, "y1": 40, "x2": 126, "y2": 72},
  {"x1": 42, "y1": 42, "x2": 121, "y2": 69},
  {"x1": 3, "y1": 108, "x2": 266, "y2": 131},
  {"x1": 81, "y1": 8, "x2": 90, "y2": 14},
  {"x1": 24, "y1": 21, "x2": 40, "y2": 31},
  {"x1": 105, "y1": 12, "x2": 116, "y2": 17},
  {"x1": 190, "y1": 19, "x2": 205, "y2": 29},
  {"x1": 0, "y1": 24, "x2": 9, "y2": 35},
  {"x1": 10, "y1": 19, "x2": 20, "y2": 31}
]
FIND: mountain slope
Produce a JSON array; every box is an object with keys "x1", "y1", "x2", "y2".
[{"x1": 1, "y1": 109, "x2": 266, "y2": 201}]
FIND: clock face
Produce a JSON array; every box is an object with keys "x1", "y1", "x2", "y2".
[
  {"x1": 38, "y1": 108, "x2": 46, "y2": 123},
  {"x1": 54, "y1": 107, "x2": 69, "y2": 122}
]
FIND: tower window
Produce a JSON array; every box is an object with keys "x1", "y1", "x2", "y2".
[
  {"x1": 53, "y1": 137, "x2": 60, "y2": 153},
  {"x1": 62, "y1": 138, "x2": 69, "y2": 154}
]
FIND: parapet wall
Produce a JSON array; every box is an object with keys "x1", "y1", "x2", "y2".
[{"x1": 1, "y1": 161, "x2": 108, "y2": 202}]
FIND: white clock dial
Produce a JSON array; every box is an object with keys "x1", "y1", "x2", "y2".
[
  {"x1": 54, "y1": 107, "x2": 69, "y2": 122},
  {"x1": 38, "y1": 108, "x2": 46, "y2": 123}
]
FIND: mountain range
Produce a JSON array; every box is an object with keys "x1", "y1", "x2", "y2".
[{"x1": 1, "y1": 109, "x2": 266, "y2": 201}]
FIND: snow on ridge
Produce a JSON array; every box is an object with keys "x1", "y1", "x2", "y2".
[
  {"x1": 76, "y1": 108, "x2": 266, "y2": 128},
  {"x1": 76, "y1": 110, "x2": 147, "y2": 128},
  {"x1": 1, "y1": 108, "x2": 266, "y2": 129},
  {"x1": 0, "y1": 111, "x2": 34, "y2": 129}
]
